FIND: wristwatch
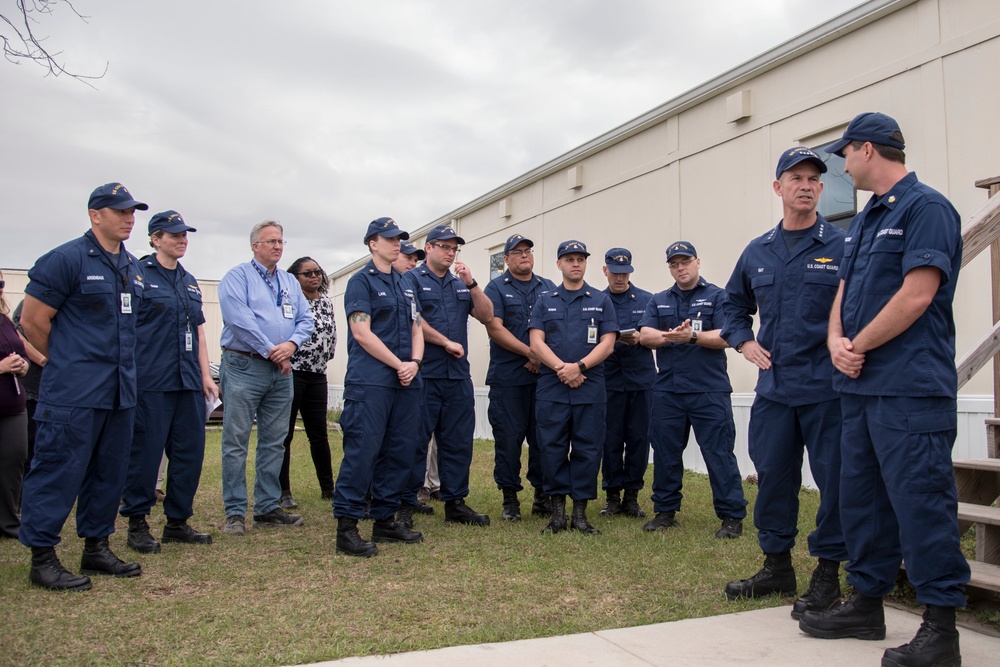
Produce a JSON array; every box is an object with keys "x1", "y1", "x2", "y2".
[
  {"x1": 577, "y1": 361, "x2": 587, "y2": 373},
  {"x1": 689, "y1": 331, "x2": 698, "y2": 344},
  {"x1": 411, "y1": 359, "x2": 424, "y2": 370},
  {"x1": 466, "y1": 280, "x2": 478, "y2": 290}
]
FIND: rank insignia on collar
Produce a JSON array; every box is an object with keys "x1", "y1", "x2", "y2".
[{"x1": 888, "y1": 196, "x2": 896, "y2": 203}]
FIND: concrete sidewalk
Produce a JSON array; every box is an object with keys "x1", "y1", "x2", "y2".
[{"x1": 315, "y1": 605, "x2": 998, "y2": 666}]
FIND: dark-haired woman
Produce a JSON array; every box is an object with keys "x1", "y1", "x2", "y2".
[
  {"x1": 279, "y1": 257, "x2": 337, "y2": 508},
  {"x1": 0, "y1": 270, "x2": 29, "y2": 539}
]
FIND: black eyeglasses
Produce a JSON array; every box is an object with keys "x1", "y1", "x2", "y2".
[
  {"x1": 297, "y1": 270, "x2": 323, "y2": 278},
  {"x1": 0, "y1": 280, "x2": 5, "y2": 289},
  {"x1": 429, "y1": 242, "x2": 460, "y2": 254}
]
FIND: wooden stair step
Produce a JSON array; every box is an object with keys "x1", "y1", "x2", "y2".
[
  {"x1": 957, "y1": 502, "x2": 1000, "y2": 526},
  {"x1": 953, "y1": 458, "x2": 1000, "y2": 472},
  {"x1": 968, "y1": 560, "x2": 1000, "y2": 593}
]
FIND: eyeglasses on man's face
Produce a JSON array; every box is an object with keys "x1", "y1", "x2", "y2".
[
  {"x1": 668, "y1": 257, "x2": 695, "y2": 270},
  {"x1": 507, "y1": 249, "x2": 533, "y2": 257},
  {"x1": 430, "y1": 242, "x2": 460, "y2": 254},
  {"x1": 297, "y1": 270, "x2": 322, "y2": 278},
  {"x1": 256, "y1": 239, "x2": 287, "y2": 247}
]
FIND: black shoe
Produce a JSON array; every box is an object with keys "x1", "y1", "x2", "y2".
[
  {"x1": 600, "y1": 489, "x2": 622, "y2": 516},
  {"x1": 643, "y1": 511, "x2": 680, "y2": 532},
  {"x1": 791, "y1": 559, "x2": 841, "y2": 620},
  {"x1": 29, "y1": 547, "x2": 92, "y2": 591},
  {"x1": 335, "y1": 517, "x2": 378, "y2": 558},
  {"x1": 161, "y1": 519, "x2": 212, "y2": 545},
  {"x1": 531, "y1": 487, "x2": 551, "y2": 516},
  {"x1": 621, "y1": 489, "x2": 646, "y2": 518},
  {"x1": 397, "y1": 504, "x2": 417, "y2": 529},
  {"x1": 715, "y1": 517, "x2": 743, "y2": 539},
  {"x1": 881, "y1": 605, "x2": 960, "y2": 667},
  {"x1": 501, "y1": 488, "x2": 521, "y2": 522},
  {"x1": 798, "y1": 591, "x2": 886, "y2": 640},
  {"x1": 127, "y1": 515, "x2": 161, "y2": 554},
  {"x1": 321, "y1": 488, "x2": 334, "y2": 500},
  {"x1": 570, "y1": 500, "x2": 601, "y2": 534},
  {"x1": 279, "y1": 494, "x2": 298, "y2": 509},
  {"x1": 80, "y1": 537, "x2": 142, "y2": 578},
  {"x1": 412, "y1": 500, "x2": 435, "y2": 515},
  {"x1": 445, "y1": 499, "x2": 490, "y2": 526},
  {"x1": 724, "y1": 552, "x2": 796, "y2": 600},
  {"x1": 253, "y1": 508, "x2": 305, "y2": 527},
  {"x1": 541, "y1": 495, "x2": 567, "y2": 534},
  {"x1": 372, "y1": 518, "x2": 423, "y2": 544}
]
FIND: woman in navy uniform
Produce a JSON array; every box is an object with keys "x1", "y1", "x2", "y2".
[
  {"x1": 119, "y1": 211, "x2": 217, "y2": 553},
  {"x1": 529, "y1": 240, "x2": 618, "y2": 534}
]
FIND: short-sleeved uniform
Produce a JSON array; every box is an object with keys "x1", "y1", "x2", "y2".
[
  {"x1": 722, "y1": 216, "x2": 847, "y2": 560},
  {"x1": 529, "y1": 283, "x2": 618, "y2": 500},
  {"x1": 638, "y1": 278, "x2": 747, "y2": 519},
  {"x1": 835, "y1": 172, "x2": 969, "y2": 606},
  {"x1": 484, "y1": 270, "x2": 555, "y2": 492},
  {"x1": 334, "y1": 260, "x2": 422, "y2": 521},
  {"x1": 20, "y1": 230, "x2": 144, "y2": 547},
  {"x1": 601, "y1": 284, "x2": 655, "y2": 492},
  {"x1": 402, "y1": 266, "x2": 478, "y2": 503},
  {"x1": 120, "y1": 254, "x2": 208, "y2": 522}
]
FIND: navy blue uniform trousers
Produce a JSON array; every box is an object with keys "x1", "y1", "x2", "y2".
[
  {"x1": 602, "y1": 388, "x2": 650, "y2": 492},
  {"x1": 536, "y1": 400, "x2": 605, "y2": 501},
  {"x1": 406, "y1": 378, "x2": 475, "y2": 503},
  {"x1": 489, "y1": 384, "x2": 544, "y2": 492}
]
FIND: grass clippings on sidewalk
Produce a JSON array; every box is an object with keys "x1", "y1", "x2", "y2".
[{"x1": 0, "y1": 430, "x2": 824, "y2": 665}]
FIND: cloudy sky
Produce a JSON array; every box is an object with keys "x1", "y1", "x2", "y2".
[{"x1": 2, "y1": 0, "x2": 862, "y2": 280}]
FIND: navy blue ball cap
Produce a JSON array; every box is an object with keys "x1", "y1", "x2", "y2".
[
  {"x1": 400, "y1": 240, "x2": 425, "y2": 260},
  {"x1": 604, "y1": 247, "x2": 634, "y2": 273},
  {"x1": 148, "y1": 210, "x2": 197, "y2": 235},
  {"x1": 557, "y1": 239, "x2": 590, "y2": 258},
  {"x1": 365, "y1": 216, "x2": 409, "y2": 242},
  {"x1": 825, "y1": 112, "x2": 905, "y2": 158},
  {"x1": 88, "y1": 182, "x2": 148, "y2": 211},
  {"x1": 503, "y1": 234, "x2": 533, "y2": 254},
  {"x1": 775, "y1": 146, "x2": 828, "y2": 179},
  {"x1": 666, "y1": 241, "x2": 697, "y2": 262},
  {"x1": 426, "y1": 224, "x2": 465, "y2": 245}
]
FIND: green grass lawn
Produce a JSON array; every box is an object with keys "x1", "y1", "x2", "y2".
[{"x1": 0, "y1": 428, "x2": 828, "y2": 665}]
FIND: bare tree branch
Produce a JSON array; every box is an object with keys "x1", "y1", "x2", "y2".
[{"x1": 1, "y1": 0, "x2": 107, "y2": 86}]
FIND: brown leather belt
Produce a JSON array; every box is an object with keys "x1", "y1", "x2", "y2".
[{"x1": 225, "y1": 348, "x2": 266, "y2": 361}]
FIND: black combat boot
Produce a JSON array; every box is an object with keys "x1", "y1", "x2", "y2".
[
  {"x1": 621, "y1": 489, "x2": 646, "y2": 518},
  {"x1": 161, "y1": 518, "x2": 212, "y2": 545},
  {"x1": 335, "y1": 517, "x2": 378, "y2": 558},
  {"x1": 724, "y1": 551, "x2": 796, "y2": 600},
  {"x1": 542, "y1": 495, "x2": 567, "y2": 534},
  {"x1": 798, "y1": 591, "x2": 886, "y2": 641},
  {"x1": 29, "y1": 547, "x2": 92, "y2": 591},
  {"x1": 643, "y1": 511, "x2": 680, "y2": 531},
  {"x1": 501, "y1": 488, "x2": 521, "y2": 522},
  {"x1": 396, "y1": 504, "x2": 416, "y2": 530},
  {"x1": 570, "y1": 499, "x2": 601, "y2": 534},
  {"x1": 531, "y1": 487, "x2": 551, "y2": 516},
  {"x1": 881, "y1": 605, "x2": 961, "y2": 667},
  {"x1": 127, "y1": 515, "x2": 161, "y2": 554},
  {"x1": 80, "y1": 537, "x2": 142, "y2": 578},
  {"x1": 600, "y1": 488, "x2": 622, "y2": 516},
  {"x1": 445, "y1": 499, "x2": 490, "y2": 526},
  {"x1": 790, "y1": 558, "x2": 841, "y2": 619},
  {"x1": 372, "y1": 518, "x2": 423, "y2": 544}
]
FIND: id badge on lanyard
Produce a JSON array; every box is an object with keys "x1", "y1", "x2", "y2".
[
  {"x1": 283, "y1": 300, "x2": 294, "y2": 319},
  {"x1": 692, "y1": 312, "x2": 703, "y2": 333},
  {"x1": 185, "y1": 324, "x2": 194, "y2": 351},
  {"x1": 120, "y1": 292, "x2": 132, "y2": 314},
  {"x1": 587, "y1": 318, "x2": 598, "y2": 344}
]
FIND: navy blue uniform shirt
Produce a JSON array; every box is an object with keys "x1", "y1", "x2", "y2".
[
  {"x1": 603, "y1": 284, "x2": 655, "y2": 392},
  {"x1": 344, "y1": 260, "x2": 421, "y2": 389},
  {"x1": 529, "y1": 282, "x2": 619, "y2": 404},
  {"x1": 723, "y1": 216, "x2": 845, "y2": 406},
  {"x1": 25, "y1": 229, "x2": 144, "y2": 409},
  {"x1": 836, "y1": 172, "x2": 962, "y2": 397},
  {"x1": 638, "y1": 278, "x2": 731, "y2": 393},
  {"x1": 484, "y1": 270, "x2": 555, "y2": 386},
  {"x1": 404, "y1": 266, "x2": 473, "y2": 380},
  {"x1": 136, "y1": 254, "x2": 207, "y2": 392}
]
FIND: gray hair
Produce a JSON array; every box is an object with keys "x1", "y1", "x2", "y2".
[{"x1": 250, "y1": 220, "x2": 283, "y2": 244}]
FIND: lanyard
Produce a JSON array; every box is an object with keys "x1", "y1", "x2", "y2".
[
  {"x1": 160, "y1": 260, "x2": 192, "y2": 331},
  {"x1": 251, "y1": 259, "x2": 284, "y2": 306},
  {"x1": 87, "y1": 234, "x2": 132, "y2": 294}
]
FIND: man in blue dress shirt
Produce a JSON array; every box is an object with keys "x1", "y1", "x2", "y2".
[
  {"x1": 399, "y1": 224, "x2": 493, "y2": 528},
  {"x1": 529, "y1": 240, "x2": 618, "y2": 535},
  {"x1": 799, "y1": 112, "x2": 968, "y2": 667},
  {"x1": 484, "y1": 234, "x2": 556, "y2": 521},
  {"x1": 638, "y1": 242, "x2": 747, "y2": 537},
  {"x1": 19, "y1": 182, "x2": 148, "y2": 590},
  {"x1": 218, "y1": 221, "x2": 313, "y2": 536},
  {"x1": 599, "y1": 248, "x2": 655, "y2": 519},
  {"x1": 722, "y1": 148, "x2": 847, "y2": 617}
]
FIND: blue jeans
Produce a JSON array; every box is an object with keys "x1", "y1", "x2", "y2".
[{"x1": 220, "y1": 350, "x2": 293, "y2": 518}]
